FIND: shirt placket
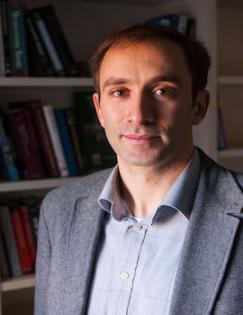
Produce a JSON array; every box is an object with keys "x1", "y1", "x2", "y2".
[{"x1": 114, "y1": 222, "x2": 148, "y2": 315}]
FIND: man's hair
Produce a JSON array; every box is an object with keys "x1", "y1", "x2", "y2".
[{"x1": 90, "y1": 23, "x2": 211, "y2": 99}]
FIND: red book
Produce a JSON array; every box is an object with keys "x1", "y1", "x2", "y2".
[
  {"x1": 26, "y1": 100, "x2": 60, "y2": 177},
  {"x1": 20, "y1": 205, "x2": 36, "y2": 268},
  {"x1": 9, "y1": 205, "x2": 32, "y2": 273},
  {"x1": 7, "y1": 108, "x2": 46, "y2": 179}
]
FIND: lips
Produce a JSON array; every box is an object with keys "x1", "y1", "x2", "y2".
[{"x1": 122, "y1": 134, "x2": 159, "y2": 144}]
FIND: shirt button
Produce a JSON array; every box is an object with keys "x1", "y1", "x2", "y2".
[
  {"x1": 133, "y1": 224, "x2": 142, "y2": 232},
  {"x1": 120, "y1": 271, "x2": 129, "y2": 280}
]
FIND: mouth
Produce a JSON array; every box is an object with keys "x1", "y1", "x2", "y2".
[{"x1": 122, "y1": 134, "x2": 159, "y2": 144}]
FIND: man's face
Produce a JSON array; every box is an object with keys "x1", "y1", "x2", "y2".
[{"x1": 93, "y1": 40, "x2": 208, "y2": 168}]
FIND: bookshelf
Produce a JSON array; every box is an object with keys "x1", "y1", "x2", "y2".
[{"x1": 0, "y1": 0, "x2": 219, "y2": 314}]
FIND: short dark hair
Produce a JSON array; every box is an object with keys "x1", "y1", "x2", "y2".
[{"x1": 90, "y1": 23, "x2": 211, "y2": 99}]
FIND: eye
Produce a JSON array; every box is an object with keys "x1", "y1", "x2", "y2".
[
  {"x1": 111, "y1": 88, "x2": 129, "y2": 97},
  {"x1": 154, "y1": 87, "x2": 178, "y2": 98}
]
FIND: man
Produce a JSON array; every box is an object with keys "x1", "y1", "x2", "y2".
[{"x1": 35, "y1": 24, "x2": 243, "y2": 315}]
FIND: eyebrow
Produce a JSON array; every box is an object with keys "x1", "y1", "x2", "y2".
[{"x1": 102, "y1": 75, "x2": 181, "y2": 92}]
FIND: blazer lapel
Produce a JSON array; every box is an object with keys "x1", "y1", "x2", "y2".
[
  {"x1": 169, "y1": 157, "x2": 243, "y2": 315},
  {"x1": 63, "y1": 194, "x2": 105, "y2": 315}
]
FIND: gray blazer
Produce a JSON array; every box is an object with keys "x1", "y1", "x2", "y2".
[{"x1": 35, "y1": 150, "x2": 243, "y2": 315}]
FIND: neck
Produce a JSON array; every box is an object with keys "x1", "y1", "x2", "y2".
[{"x1": 118, "y1": 151, "x2": 194, "y2": 218}]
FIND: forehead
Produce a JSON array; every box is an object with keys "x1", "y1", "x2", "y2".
[{"x1": 99, "y1": 39, "x2": 190, "y2": 83}]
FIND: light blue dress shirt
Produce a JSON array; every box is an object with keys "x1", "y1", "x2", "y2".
[{"x1": 87, "y1": 149, "x2": 201, "y2": 315}]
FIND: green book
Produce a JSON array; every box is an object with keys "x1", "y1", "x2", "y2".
[{"x1": 73, "y1": 91, "x2": 116, "y2": 171}]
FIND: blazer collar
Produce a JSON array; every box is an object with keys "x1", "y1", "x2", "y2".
[{"x1": 169, "y1": 153, "x2": 243, "y2": 315}]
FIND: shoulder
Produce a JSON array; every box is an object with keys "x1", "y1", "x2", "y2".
[
  {"x1": 44, "y1": 168, "x2": 113, "y2": 202},
  {"x1": 198, "y1": 147, "x2": 243, "y2": 191},
  {"x1": 40, "y1": 168, "x2": 113, "y2": 221}
]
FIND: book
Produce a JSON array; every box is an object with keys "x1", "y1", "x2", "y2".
[
  {"x1": 55, "y1": 109, "x2": 80, "y2": 176},
  {"x1": 147, "y1": 14, "x2": 179, "y2": 30},
  {"x1": 24, "y1": 100, "x2": 59, "y2": 177},
  {"x1": 9, "y1": 203, "x2": 32, "y2": 272},
  {"x1": 30, "y1": 8, "x2": 65, "y2": 76},
  {"x1": 0, "y1": 204, "x2": 22, "y2": 276},
  {"x1": 147, "y1": 14, "x2": 196, "y2": 37},
  {"x1": 0, "y1": 0, "x2": 5, "y2": 76},
  {"x1": 7, "y1": 108, "x2": 46, "y2": 179},
  {"x1": 43, "y1": 104, "x2": 69, "y2": 177},
  {"x1": 0, "y1": 229, "x2": 10, "y2": 278},
  {"x1": 25, "y1": 10, "x2": 54, "y2": 76},
  {"x1": 39, "y1": 5, "x2": 79, "y2": 77},
  {"x1": 7, "y1": 0, "x2": 29, "y2": 76},
  {"x1": 65, "y1": 108, "x2": 85, "y2": 173},
  {"x1": 0, "y1": 115, "x2": 20, "y2": 181},
  {"x1": 19, "y1": 204, "x2": 36, "y2": 268},
  {"x1": 73, "y1": 91, "x2": 116, "y2": 170},
  {"x1": 0, "y1": 0, "x2": 11, "y2": 76},
  {"x1": 27, "y1": 198, "x2": 41, "y2": 246}
]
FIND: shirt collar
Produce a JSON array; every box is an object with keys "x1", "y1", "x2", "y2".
[{"x1": 98, "y1": 148, "x2": 201, "y2": 222}]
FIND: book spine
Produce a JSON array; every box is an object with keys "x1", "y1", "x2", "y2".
[
  {"x1": 7, "y1": 109, "x2": 45, "y2": 179},
  {"x1": 0, "y1": 116, "x2": 20, "y2": 181},
  {"x1": 65, "y1": 108, "x2": 85, "y2": 172},
  {"x1": 43, "y1": 105, "x2": 69, "y2": 177},
  {"x1": 30, "y1": 9, "x2": 65, "y2": 76},
  {"x1": 0, "y1": 229, "x2": 10, "y2": 277},
  {"x1": 20, "y1": 205, "x2": 36, "y2": 268},
  {"x1": 25, "y1": 11, "x2": 54, "y2": 76},
  {"x1": 28, "y1": 101, "x2": 59, "y2": 177},
  {"x1": 0, "y1": 0, "x2": 11, "y2": 76},
  {"x1": 0, "y1": 1, "x2": 5, "y2": 76},
  {"x1": 55, "y1": 109, "x2": 80, "y2": 176},
  {"x1": 0, "y1": 205, "x2": 22, "y2": 276},
  {"x1": 9, "y1": 205, "x2": 32, "y2": 272},
  {"x1": 7, "y1": 0, "x2": 29, "y2": 76},
  {"x1": 147, "y1": 14, "x2": 179, "y2": 30},
  {"x1": 40, "y1": 5, "x2": 79, "y2": 76},
  {"x1": 177, "y1": 16, "x2": 188, "y2": 34},
  {"x1": 28, "y1": 203, "x2": 40, "y2": 246}
]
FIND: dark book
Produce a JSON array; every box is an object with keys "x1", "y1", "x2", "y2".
[
  {"x1": 27, "y1": 199, "x2": 41, "y2": 247},
  {"x1": 18, "y1": 100, "x2": 60, "y2": 177},
  {"x1": 147, "y1": 14, "x2": 196, "y2": 37},
  {"x1": 7, "y1": 0, "x2": 29, "y2": 76},
  {"x1": 65, "y1": 108, "x2": 85, "y2": 173},
  {"x1": 7, "y1": 108, "x2": 46, "y2": 179},
  {"x1": 73, "y1": 91, "x2": 116, "y2": 171},
  {"x1": 19, "y1": 204, "x2": 36, "y2": 268},
  {"x1": 39, "y1": 5, "x2": 80, "y2": 77},
  {"x1": 29, "y1": 8, "x2": 66, "y2": 76},
  {"x1": 0, "y1": 204, "x2": 22, "y2": 276},
  {"x1": 0, "y1": 229, "x2": 10, "y2": 278},
  {"x1": 9, "y1": 203, "x2": 32, "y2": 272},
  {"x1": 0, "y1": 0, "x2": 12, "y2": 76},
  {"x1": 0, "y1": 115, "x2": 20, "y2": 181},
  {"x1": 147, "y1": 14, "x2": 179, "y2": 30},
  {"x1": 55, "y1": 109, "x2": 80, "y2": 176},
  {"x1": 25, "y1": 10, "x2": 54, "y2": 76}
]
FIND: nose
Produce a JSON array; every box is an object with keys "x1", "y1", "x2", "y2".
[{"x1": 127, "y1": 92, "x2": 155, "y2": 126}]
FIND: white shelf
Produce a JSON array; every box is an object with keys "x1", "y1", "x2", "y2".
[
  {"x1": 1, "y1": 274, "x2": 35, "y2": 292},
  {"x1": 218, "y1": 148, "x2": 243, "y2": 158},
  {"x1": 0, "y1": 177, "x2": 80, "y2": 193},
  {"x1": 0, "y1": 77, "x2": 93, "y2": 88},
  {"x1": 218, "y1": 76, "x2": 243, "y2": 85}
]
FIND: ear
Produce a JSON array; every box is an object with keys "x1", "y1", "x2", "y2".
[
  {"x1": 192, "y1": 90, "x2": 210, "y2": 125},
  {"x1": 93, "y1": 92, "x2": 105, "y2": 127}
]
